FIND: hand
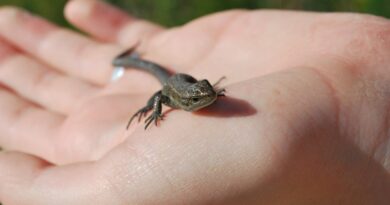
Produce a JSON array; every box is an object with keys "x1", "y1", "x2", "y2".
[{"x1": 0, "y1": 0, "x2": 389, "y2": 204}]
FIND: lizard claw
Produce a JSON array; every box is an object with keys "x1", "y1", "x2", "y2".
[
  {"x1": 213, "y1": 76, "x2": 226, "y2": 87},
  {"x1": 126, "y1": 106, "x2": 152, "y2": 129},
  {"x1": 144, "y1": 112, "x2": 164, "y2": 129}
]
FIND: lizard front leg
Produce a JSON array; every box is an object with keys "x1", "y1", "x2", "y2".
[
  {"x1": 217, "y1": 88, "x2": 226, "y2": 96},
  {"x1": 144, "y1": 92, "x2": 168, "y2": 129},
  {"x1": 213, "y1": 76, "x2": 226, "y2": 97},
  {"x1": 126, "y1": 91, "x2": 161, "y2": 129}
]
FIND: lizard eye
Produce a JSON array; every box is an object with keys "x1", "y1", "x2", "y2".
[{"x1": 192, "y1": 97, "x2": 200, "y2": 102}]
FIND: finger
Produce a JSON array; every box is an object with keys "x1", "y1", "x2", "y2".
[
  {"x1": 0, "y1": 89, "x2": 64, "y2": 162},
  {"x1": 65, "y1": 0, "x2": 163, "y2": 46},
  {"x1": 0, "y1": 152, "x2": 121, "y2": 205},
  {"x1": 0, "y1": 39, "x2": 98, "y2": 114},
  {"x1": 0, "y1": 6, "x2": 122, "y2": 85}
]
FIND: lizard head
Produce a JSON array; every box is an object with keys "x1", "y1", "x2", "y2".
[{"x1": 180, "y1": 79, "x2": 217, "y2": 111}]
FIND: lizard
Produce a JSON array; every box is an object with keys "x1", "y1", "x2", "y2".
[{"x1": 112, "y1": 47, "x2": 226, "y2": 130}]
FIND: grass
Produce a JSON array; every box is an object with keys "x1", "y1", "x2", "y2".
[{"x1": 0, "y1": 0, "x2": 388, "y2": 27}]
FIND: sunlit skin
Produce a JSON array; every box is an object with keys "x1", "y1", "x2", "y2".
[{"x1": 0, "y1": 0, "x2": 389, "y2": 204}]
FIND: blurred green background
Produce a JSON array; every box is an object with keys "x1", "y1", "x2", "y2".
[{"x1": 0, "y1": 0, "x2": 389, "y2": 27}]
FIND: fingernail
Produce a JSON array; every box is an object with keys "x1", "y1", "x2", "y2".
[{"x1": 65, "y1": 0, "x2": 94, "y2": 19}]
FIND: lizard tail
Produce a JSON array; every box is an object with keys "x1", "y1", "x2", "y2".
[{"x1": 112, "y1": 48, "x2": 171, "y2": 84}]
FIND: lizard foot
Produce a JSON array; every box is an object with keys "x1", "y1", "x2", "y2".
[
  {"x1": 144, "y1": 112, "x2": 164, "y2": 130},
  {"x1": 126, "y1": 106, "x2": 152, "y2": 129},
  {"x1": 217, "y1": 88, "x2": 226, "y2": 97}
]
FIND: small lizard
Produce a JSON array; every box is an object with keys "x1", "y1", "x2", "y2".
[{"x1": 113, "y1": 47, "x2": 225, "y2": 129}]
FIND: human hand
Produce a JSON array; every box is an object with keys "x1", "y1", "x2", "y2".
[{"x1": 0, "y1": 0, "x2": 389, "y2": 204}]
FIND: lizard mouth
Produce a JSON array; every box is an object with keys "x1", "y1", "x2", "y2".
[{"x1": 189, "y1": 95, "x2": 218, "y2": 111}]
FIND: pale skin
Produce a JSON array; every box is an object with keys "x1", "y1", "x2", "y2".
[{"x1": 0, "y1": 0, "x2": 389, "y2": 204}]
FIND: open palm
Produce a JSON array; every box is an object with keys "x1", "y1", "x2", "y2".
[{"x1": 0, "y1": 1, "x2": 389, "y2": 204}]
